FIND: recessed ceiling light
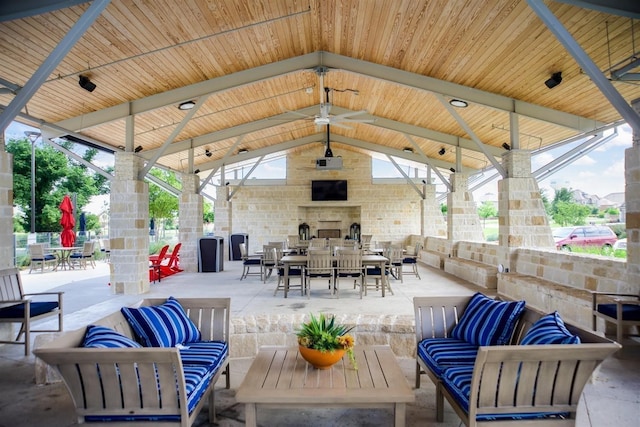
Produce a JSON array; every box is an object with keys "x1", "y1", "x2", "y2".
[
  {"x1": 178, "y1": 101, "x2": 196, "y2": 110},
  {"x1": 238, "y1": 148, "x2": 249, "y2": 154},
  {"x1": 449, "y1": 99, "x2": 468, "y2": 108},
  {"x1": 403, "y1": 147, "x2": 413, "y2": 153}
]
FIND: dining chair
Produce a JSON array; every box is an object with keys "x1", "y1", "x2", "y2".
[
  {"x1": 334, "y1": 249, "x2": 362, "y2": 298},
  {"x1": 240, "y1": 243, "x2": 262, "y2": 280},
  {"x1": 384, "y1": 246, "x2": 404, "y2": 283},
  {"x1": 287, "y1": 235, "x2": 300, "y2": 253},
  {"x1": 360, "y1": 234, "x2": 373, "y2": 252},
  {"x1": 308, "y1": 238, "x2": 327, "y2": 249},
  {"x1": 363, "y1": 256, "x2": 393, "y2": 297},
  {"x1": 69, "y1": 241, "x2": 96, "y2": 269},
  {"x1": 402, "y1": 242, "x2": 423, "y2": 279},
  {"x1": 261, "y1": 245, "x2": 278, "y2": 282},
  {"x1": 274, "y1": 247, "x2": 304, "y2": 297},
  {"x1": 304, "y1": 249, "x2": 334, "y2": 299},
  {"x1": 28, "y1": 244, "x2": 57, "y2": 274},
  {"x1": 100, "y1": 238, "x2": 111, "y2": 262}
]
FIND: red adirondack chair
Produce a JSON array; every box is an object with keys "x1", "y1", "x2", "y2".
[
  {"x1": 149, "y1": 244, "x2": 169, "y2": 282},
  {"x1": 159, "y1": 243, "x2": 183, "y2": 277}
]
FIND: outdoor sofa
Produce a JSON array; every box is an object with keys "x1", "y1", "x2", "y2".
[
  {"x1": 34, "y1": 297, "x2": 230, "y2": 427},
  {"x1": 414, "y1": 293, "x2": 620, "y2": 426}
]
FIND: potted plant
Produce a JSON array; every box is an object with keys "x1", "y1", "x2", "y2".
[{"x1": 296, "y1": 313, "x2": 357, "y2": 369}]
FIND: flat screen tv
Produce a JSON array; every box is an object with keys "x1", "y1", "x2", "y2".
[{"x1": 311, "y1": 180, "x2": 348, "y2": 201}]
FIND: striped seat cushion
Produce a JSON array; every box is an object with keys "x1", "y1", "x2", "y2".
[
  {"x1": 521, "y1": 311, "x2": 580, "y2": 345},
  {"x1": 82, "y1": 325, "x2": 142, "y2": 348},
  {"x1": 451, "y1": 292, "x2": 525, "y2": 346},
  {"x1": 442, "y1": 366, "x2": 569, "y2": 422},
  {"x1": 121, "y1": 297, "x2": 201, "y2": 347},
  {"x1": 417, "y1": 338, "x2": 478, "y2": 377},
  {"x1": 179, "y1": 340, "x2": 229, "y2": 372}
]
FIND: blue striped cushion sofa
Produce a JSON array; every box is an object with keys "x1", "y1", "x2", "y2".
[
  {"x1": 34, "y1": 297, "x2": 230, "y2": 427},
  {"x1": 414, "y1": 293, "x2": 620, "y2": 426}
]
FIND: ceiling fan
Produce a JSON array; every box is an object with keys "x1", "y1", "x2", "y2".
[{"x1": 290, "y1": 86, "x2": 375, "y2": 129}]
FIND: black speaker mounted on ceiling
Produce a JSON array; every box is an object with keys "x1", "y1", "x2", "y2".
[{"x1": 78, "y1": 75, "x2": 96, "y2": 92}]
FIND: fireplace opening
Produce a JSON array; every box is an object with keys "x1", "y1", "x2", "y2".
[{"x1": 317, "y1": 229, "x2": 341, "y2": 238}]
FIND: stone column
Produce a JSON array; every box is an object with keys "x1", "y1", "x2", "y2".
[
  {"x1": 178, "y1": 173, "x2": 203, "y2": 273},
  {"x1": 213, "y1": 185, "x2": 231, "y2": 258},
  {"x1": 422, "y1": 184, "x2": 446, "y2": 237},
  {"x1": 109, "y1": 152, "x2": 149, "y2": 294},
  {"x1": 446, "y1": 173, "x2": 484, "y2": 241},
  {"x1": 0, "y1": 145, "x2": 13, "y2": 270},
  {"x1": 498, "y1": 150, "x2": 554, "y2": 250},
  {"x1": 626, "y1": 98, "x2": 640, "y2": 289}
]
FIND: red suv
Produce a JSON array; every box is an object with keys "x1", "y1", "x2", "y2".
[{"x1": 553, "y1": 226, "x2": 618, "y2": 251}]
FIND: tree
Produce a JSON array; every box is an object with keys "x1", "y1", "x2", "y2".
[
  {"x1": 440, "y1": 203, "x2": 447, "y2": 215},
  {"x1": 7, "y1": 137, "x2": 110, "y2": 232},
  {"x1": 552, "y1": 201, "x2": 591, "y2": 226},
  {"x1": 477, "y1": 201, "x2": 497, "y2": 227},
  {"x1": 148, "y1": 169, "x2": 180, "y2": 240},
  {"x1": 203, "y1": 200, "x2": 214, "y2": 224}
]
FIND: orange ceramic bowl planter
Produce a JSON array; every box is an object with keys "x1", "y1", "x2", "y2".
[{"x1": 298, "y1": 345, "x2": 345, "y2": 369}]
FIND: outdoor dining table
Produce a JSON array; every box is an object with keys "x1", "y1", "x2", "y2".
[
  {"x1": 46, "y1": 246, "x2": 82, "y2": 271},
  {"x1": 280, "y1": 254, "x2": 389, "y2": 298}
]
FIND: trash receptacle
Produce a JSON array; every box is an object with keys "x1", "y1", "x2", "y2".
[
  {"x1": 229, "y1": 233, "x2": 248, "y2": 261},
  {"x1": 198, "y1": 236, "x2": 224, "y2": 272}
]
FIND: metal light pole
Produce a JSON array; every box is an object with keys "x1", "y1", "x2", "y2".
[{"x1": 24, "y1": 131, "x2": 41, "y2": 234}]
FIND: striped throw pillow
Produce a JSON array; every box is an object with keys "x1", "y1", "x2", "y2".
[
  {"x1": 451, "y1": 292, "x2": 526, "y2": 346},
  {"x1": 82, "y1": 325, "x2": 142, "y2": 348},
  {"x1": 121, "y1": 297, "x2": 201, "y2": 347},
  {"x1": 521, "y1": 311, "x2": 580, "y2": 345}
]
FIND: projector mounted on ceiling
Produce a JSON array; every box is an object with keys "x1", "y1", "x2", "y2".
[{"x1": 316, "y1": 157, "x2": 343, "y2": 170}]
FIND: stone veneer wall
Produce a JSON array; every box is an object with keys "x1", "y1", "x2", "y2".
[
  {"x1": 0, "y1": 149, "x2": 13, "y2": 270},
  {"x1": 447, "y1": 174, "x2": 484, "y2": 241},
  {"x1": 178, "y1": 173, "x2": 203, "y2": 273},
  {"x1": 498, "y1": 248, "x2": 630, "y2": 330},
  {"x1": 229, "y1": 313, "x2": 416, "y2": 359},
  {"x1": 221, "y1": 148, "x2": 424, "y2": 253},
  {"x1": 626, "y1": 99, "x2": 640, "y2": 289}
]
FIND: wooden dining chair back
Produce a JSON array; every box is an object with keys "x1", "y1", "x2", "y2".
[
  {"x1": 69, "y1": 241, "x2": 96, "y2": 269},
  {"x1": 305, "y1": 249, "x2": 334, "y2": 299},
  {"x1": 240, "y1": 243, "x2": 262, "y2": 280},
  {"x1": 360, "y1": 234, "x2": 373, "y2": 251},
  {"x1": 308, "y1": 238, "x2": 327, "y2": 249},
  {"x1": 27, "y1": 244, "x2": 57, "y2": 274},
  {"x1": 402, "y1": 242, "x2": 423, "y2": 279},
  {"x1": 335, "y1": 249, "x2": 362, "y2": 298},
  {"x1": 274, "y1": 248, "x2": 304, "y2": 297},
  {"x1": 0, "y1": 267, "x2": 64, "y2": 355},
  {"x1": 384, "y1": 246, "x2": 405, "y2": 283},
  {"x1": 261, "y1": 245, "x2": 278, "y2": 282}
]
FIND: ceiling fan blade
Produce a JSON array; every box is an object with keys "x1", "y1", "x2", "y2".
[
  {"x1": 331, "y1": 110, "x2": 371, "y2": 120},
  {"x1": 339, "y1": 118, "x2": 375, "y2": 124},
  {"x1": 329, "y1": 121, "x2": 353, "y2": 130},
  {"x1": 285, "y1": 110, "x2": 315, "y2": 119}
]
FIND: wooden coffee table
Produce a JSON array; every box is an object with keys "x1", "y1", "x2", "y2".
[{"x1": 236, "y1": 345, "x2": 414, "y2": 427}]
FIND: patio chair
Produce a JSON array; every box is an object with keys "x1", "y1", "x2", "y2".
[
  {"x1": 240, "y1": 243, "x2": 261, "y2": 280},
  {"x1": 363, "y1": 257, "x2": 393, "y2": 297},
  {"x1": 334, "y1": 249, "x2": 362, "y2": 298},
  {"x1": 308, "y1": 238, "x2": 327, "y2": 249},
  {"x1": 159, "y1": 243, "x2": 183, "y2": 277},
  {"x1": 287, "y1": 235, "x2": 300, "y2": 253},
  {"x1": 0, "y1": 267, "x2": 64, "y2": 355},
  {"x1": 274, "y1": 247, "x2": 304, "y2": 296},
  {"x1": 592, "y1": 292, "x2": 640, "y2": 344},
  {"x1": 27, "y1": 244, "x2": 58, "y2": 273},
  {"x1": 100, "y1": 238, "x2": 110, "y2": 262},
  {"x1": 149, "y1": 244, "x2": 169, "y2": 282},
  {"x1": 360, "y1": 234, "x2": 372, "y2": 252},
  {"x1": 69, "y1": 241, "x2": 96, "y2": 269},
  {"x1": 261, "y1": 245, "x2": 278, "y2": 282},
  {"x1": 402, "y1": 242, "x2": 422, "y2": 279},
  {"x1": 384, "y1": 246, "x2": 404, "y2": 283},
  {"x1": 305, "y1": 249, "x2": 334, "y2": 299}
]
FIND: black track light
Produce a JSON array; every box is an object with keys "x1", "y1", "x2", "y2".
[
  {"x1": 438, "y1": 148, "x2": 446, "y2": 156},
  {"x1": 134, "y1": 145, "x2": 143, "y2": 153},
  {"x1": 205, "y1": 149, "x2": 212, "y2": 158},
  {"x1": 502, "y1": 142, "x2": 511, "y2": 150},
  {"x1": 194, "y1": 169, "x2": 200, "y2": 174},
  {"x1": 78, "y1": 75, "x2": 96, "y2": 92},
  {"x1": 544, "y1": 72, "x2": 562, "y2": 89},
  {"x1": 449, "y1": 168, "x2": 456, "y2": 173}
]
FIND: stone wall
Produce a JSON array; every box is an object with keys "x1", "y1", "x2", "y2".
[
  {"x1": 220, "y1": 148, "x2": 425, "y2": 253},
  {"x1": 229, "y1": 313, "x2": 416, "y2": 359}
]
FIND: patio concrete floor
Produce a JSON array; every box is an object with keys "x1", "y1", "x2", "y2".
[{"x1": 0, "y1": 257, "x2": 638, "y2": 426}]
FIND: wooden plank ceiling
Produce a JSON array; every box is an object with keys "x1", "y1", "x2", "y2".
[{"x1": 0, "y1": 0, "x2": 638, "y2": 177}]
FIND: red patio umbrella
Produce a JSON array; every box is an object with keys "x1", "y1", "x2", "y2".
[{"x1": 59, "y1": 194, "x2": 76, "y2": 247}]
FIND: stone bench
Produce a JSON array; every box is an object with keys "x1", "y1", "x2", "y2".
[
  {"x1": 498, "y1": 248, "x2": 630, "y2": 332},
  {"x1": 419, "y1": 236, "x2": 451, "y2": 270},
  {"x1": 443, "y1": 241, "x2": 498, "y2": 289}
]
